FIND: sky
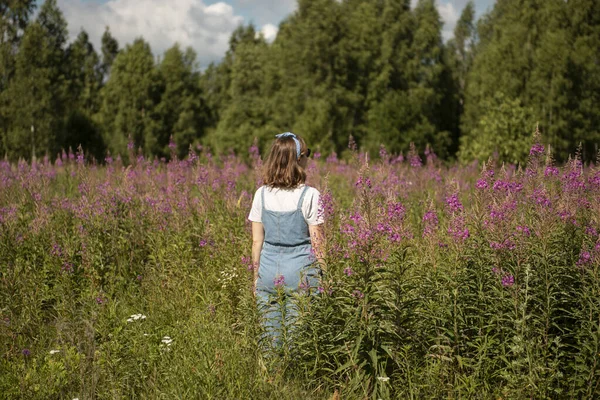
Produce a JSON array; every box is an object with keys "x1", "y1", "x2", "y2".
[{"x1": 49, "y1": 0, "x2": 496, "y2": 69}]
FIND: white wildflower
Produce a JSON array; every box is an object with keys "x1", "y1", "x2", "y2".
[
  {"x1": 127, "y1": 313, "x2": 147, "y2": 323},
  {"x1": 377, "y1": 376, "x2": 390, "y2": 382},
  {"x1": 161, "y1": 336, "x2": 173, "y2": 345},
  {"x1": 49, "y1": 350, "x2": 60, "y2": 355}
]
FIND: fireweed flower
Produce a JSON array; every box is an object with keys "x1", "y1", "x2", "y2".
[
  {"x1": 577, "y1": 251, "x2": 592, "y2": 267},
  {"x1": 530, "y1": 189, "x2": 551, "y2": 207},
  {"x1": 299, "y1": 279, "x2": 310, "y2": 291},
  {"x1": 391, "y1": 153, "x2": 404, "y2": 164},
  {"x1": 387, "y1": 201, "x2": 406, "y2": 220},
  {"x1": 379, "y1": 145, "x2": 389, "y2": 162},
  {"x1": 51, "y1": 244, "x2": 63, "y2": 257},
  {"x1": 490, "y1": 239, "x2": 516, "y2": 251},
  {"x1": 476, "y1": 179, "x2": 488, "y2": 189},
  {"x1": 317, "y1": 191, "x2": 335, "y2": 221},
  {"x1": 516, "y1": 226, "x2": 531, "y2": 237},
  {"x1": 273, "y1": 275, "x2": 285, "y2": 288},
  {"x1": 62, "y1": 262, "x2": 73, "y2": 273},
  {"x1": 241, "y1": 256, "x2": 253, "y2": 271},
  {"x1": 448, "y1": 215, "x2": 469, "y2": 242},
  {"x1": 544, "y1": 166, "x2": 559, "y2": 177},
  {"x1": 344, "y1": 267, "x2": 354, "y2": 276},
  {"x1": 529, "y1": 143, "x2": 545, "y2": 156},
  {"x1": 355, "y1": 176, "x2": 372, "y2": 189},
  {"x1": 445, "y1": 194, "x2": 463, "y2": 213},
  {"x1": 588, "y1": 171, "x2": 600, "y2": 188},
  {"x1": 502, "y1": 275, "x2": 515, "y2": 287},
  {"x1": 493, "y1": 180, "x2": 508, "y2": 191},
  {"x1": 422, "y1": 209, "x2": 439, "y2": 237},
  {"x1": 562, "y1": 169, "x2": 586, "y2": 192},
  {"x1": 408, "y1": 143, "x2": 422, "y2": 168},
  {"x1": 351, "y1": 289, "x2": 364, "y2": 299}
]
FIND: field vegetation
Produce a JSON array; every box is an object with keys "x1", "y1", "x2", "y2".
[{"x1": 2, "y1": 133, "x2": 600, "y2": 399}]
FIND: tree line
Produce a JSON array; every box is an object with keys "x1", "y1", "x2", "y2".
[{"x1": 0, "y1": 0, "x2": 599, "y2": 163}]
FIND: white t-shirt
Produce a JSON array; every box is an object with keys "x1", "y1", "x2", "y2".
[{"x1": 248, "y1": 184, "x2": 324, "y2": 226}]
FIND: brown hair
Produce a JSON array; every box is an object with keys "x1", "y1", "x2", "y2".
[{"x1": 262, "y1": 134, "x2": 308, "y2": 189}]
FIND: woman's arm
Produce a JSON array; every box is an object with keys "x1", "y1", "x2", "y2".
[
  {"x1": 309, "y1": 224, "x2": 326, "y2": 272},
  {"x1": 251, "y1": 222, "x2": 265, "y2": 294}
]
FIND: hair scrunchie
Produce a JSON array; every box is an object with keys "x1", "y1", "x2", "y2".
[{"x1": 275, "y1": 132, "x2": 301, "y2": 159}]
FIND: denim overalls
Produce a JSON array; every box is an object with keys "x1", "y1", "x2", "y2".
[{"x1": 256, "y1": 185, "x2": 319, "y2": 346}]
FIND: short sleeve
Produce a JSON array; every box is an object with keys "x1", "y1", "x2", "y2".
[
  {"x1": 248, "y1": 187, "x2": 263, "y2": 222},
  {"x1": 302, "y1": 188, "x2": 325, "y2": 226}
]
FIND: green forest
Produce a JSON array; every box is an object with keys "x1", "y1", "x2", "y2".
[{"x1": 1, "y1": 0, "x2": 599, "y2": 163}]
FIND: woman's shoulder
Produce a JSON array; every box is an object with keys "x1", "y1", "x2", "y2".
[
  {"x1": 302, "y1": 185, "x2": 320, "y2": 196},
  {"x1": 254, "y1": 186, "x2": 266, "y2": 197}
]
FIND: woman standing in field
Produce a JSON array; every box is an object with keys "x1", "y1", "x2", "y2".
[{"x1": 248, "y1": 132, "x2": 326, "y2": 348}]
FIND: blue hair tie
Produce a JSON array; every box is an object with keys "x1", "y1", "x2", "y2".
[{"x1": 275, "y1": 132, "x2": 301, "y2": 159}]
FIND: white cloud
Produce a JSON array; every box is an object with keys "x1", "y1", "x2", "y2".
[
  {"x1": 58, "y1": 0, "x2": 245, "y2": 68},
  {"x1": 230, "y1": 0, "x2": 296, "y2": 26},
  {"x1": 259, "y1": 23, "x2": 278, "y2": 42},
  {"x1": 410, "y1": 1, "x2": 462, "y2": 42},
  {"x1": 437, "y1": 1, "x2": 460, "y2": 42}
]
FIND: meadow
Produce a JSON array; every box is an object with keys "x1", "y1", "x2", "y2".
[{"x1": 1, "y1": 133, "x2": 600, "y2": 399}]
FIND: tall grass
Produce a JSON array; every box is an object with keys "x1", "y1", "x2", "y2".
[{"x1": 1, "y1": 135, "x2": 599, "y2": 399}]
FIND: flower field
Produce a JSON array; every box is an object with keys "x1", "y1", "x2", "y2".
[{"x1": 1, "y1": 135, "x2": 600, "y2": 399}]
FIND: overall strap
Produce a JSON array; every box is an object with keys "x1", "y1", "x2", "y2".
[
  {"x1": 260, "y1": 186, "x2": 266, "y2": 211},
  {"x1": 297, "y1": 185, "x2": 309, "y2": 210}
]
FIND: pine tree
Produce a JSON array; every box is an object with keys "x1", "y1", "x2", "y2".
[
  {"x1": 444, "y1": 1, "x2": 475, "y2": 155},
  {"x1": 199, "y1": 25, "x2": 257, "y2": 135},
  {"x1": 64, "y1": 29, "x2": 104, "y2": 160},
  {"x1": 362, "y1": 0, "x2": 414, "y2": 155},
  {"x1": 98, "y1": 38, "x2": 162, "y2": 157},
  {"x1": 458, "y1": 92, "x2": 534, "y2": 164},
  {"x1": 270, "y1": 0, "x2": 352, "y2": 153},
  {"x1": 100, "y1": 26, "x2": 119, "y2": 81},
  {"x1": 210, "y1": 31, "x2": 272, "y2": 155},
  {"x1": 0, "y1": 0, "x2": 37, "y2": 156},
  {"x1": 0, "y1": 0, "x2": 37, "y2": 89},
  {"x1": 368, "y1": 0, "x2": 450, "y2": 156},
  {"x1": 565, "y1": 0, "x2": 600, "y2": 160},
  {"x1": 2, "y1": 22, "x2": 59, "y2": 159},
  {"x1": 156, "y1": 44, "x2": 205, "y2": 158},
  {"x1": 460, "y1": 0, "x2": 595, "y2": 162},
  {"x1": 2, "y1": 0, "x2": 68, "y2": 160}
]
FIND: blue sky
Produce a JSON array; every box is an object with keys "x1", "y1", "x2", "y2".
[{"x1": 48, "y1": 0, "x2": 496, "y2": 68}]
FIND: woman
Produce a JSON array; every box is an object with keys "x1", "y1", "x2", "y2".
[{"x1": 248, "y1": 132, "x2": 326, "y2": 347}]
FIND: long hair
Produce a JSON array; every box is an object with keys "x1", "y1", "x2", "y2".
[{"x1": 262, "y1": 135, "x2": 308, "y2": 189}]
